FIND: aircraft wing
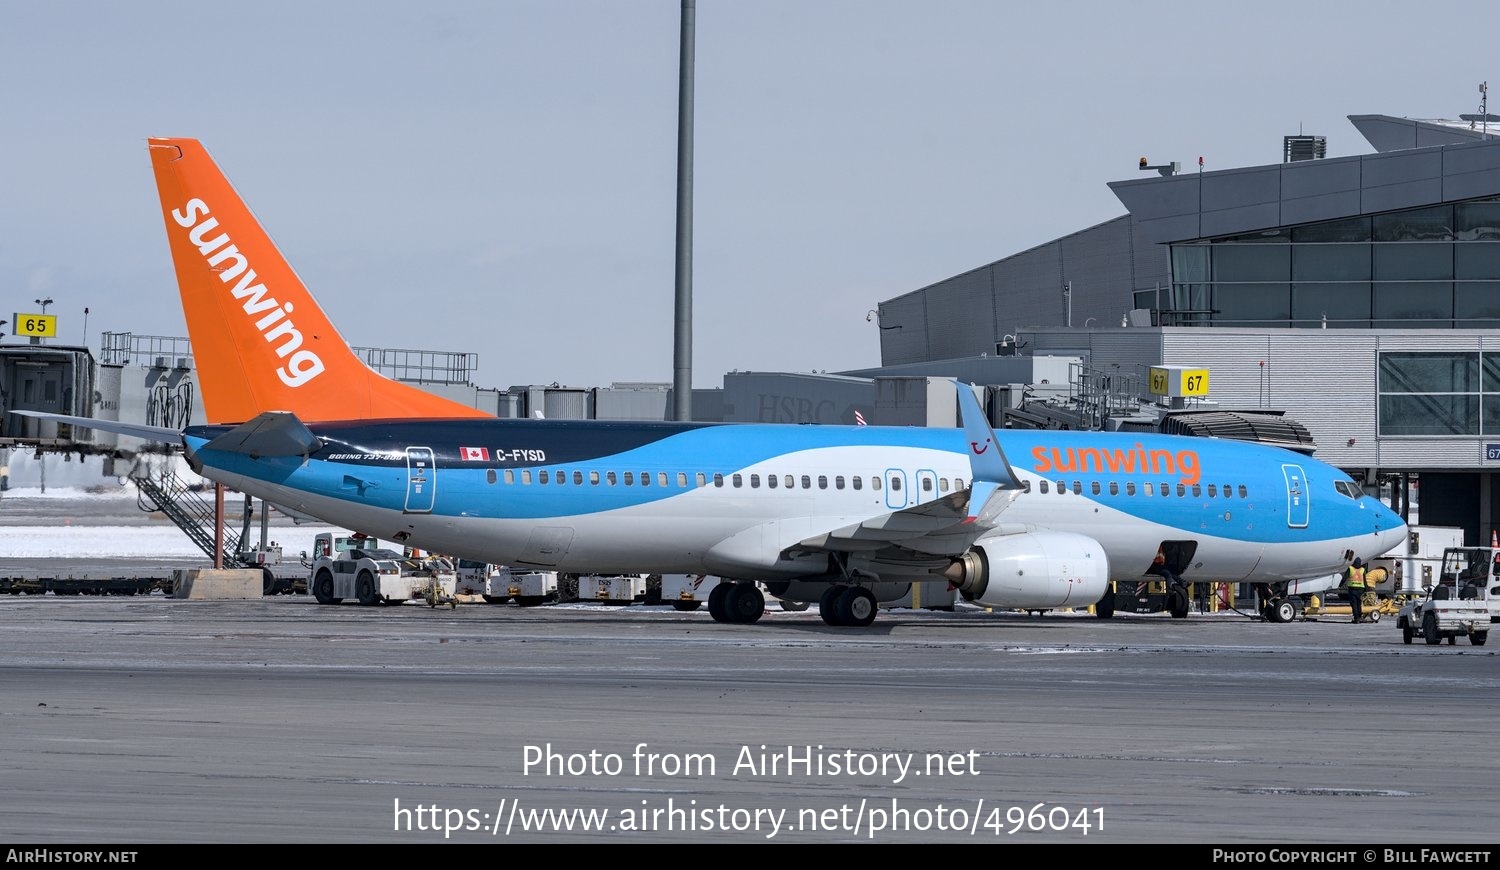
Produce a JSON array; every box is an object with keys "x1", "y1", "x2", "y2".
[{"x1": 788, "y1": 486, "x2": 1025, "y2": 560}]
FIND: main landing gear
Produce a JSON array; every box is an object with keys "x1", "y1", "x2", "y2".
[
  {"x1": 708, "y1": 582, "x2": 766, "y2": 624},
  {"x1": 818, "y1": 585, "x2": 878, "y2": 627}
]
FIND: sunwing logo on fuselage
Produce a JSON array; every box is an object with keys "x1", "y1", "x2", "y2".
[
  {"x1": 171, "y1": 198, "x2": 325, "y2": 388},
  {"x1": 1031, "y1": 444, "x2": 1201, "y2": 485}
]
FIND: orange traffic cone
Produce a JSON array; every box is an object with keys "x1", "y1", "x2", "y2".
[{"x1": 1491, "y1": 529, "x2": 1497, "y2": 548}]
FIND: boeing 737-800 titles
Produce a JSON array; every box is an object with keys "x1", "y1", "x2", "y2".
[{"x1": 27, "y1": 138, "x2": 1409, "y2": 627}]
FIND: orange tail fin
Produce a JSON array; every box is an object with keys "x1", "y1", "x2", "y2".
[{"x1": 147, "y1": 138, "x2": 489, "y2": 424}]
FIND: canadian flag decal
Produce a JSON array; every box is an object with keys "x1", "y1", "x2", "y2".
[{"x1": 460, "y1": 447, "x2": 489, "y2": 461}]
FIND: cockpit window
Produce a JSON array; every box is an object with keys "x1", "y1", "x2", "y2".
[{"x1": 1334, "y1": 481, "x2": 1361, "y2": 499}]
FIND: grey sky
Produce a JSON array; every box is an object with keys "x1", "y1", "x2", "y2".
[{"x1": 2, "y1": 0, "x2": 1494, "y2": 390}]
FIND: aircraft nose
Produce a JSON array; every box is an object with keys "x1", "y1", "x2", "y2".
[{"x1": 1372, "y1": 502, "x2": 1408, "y2": 555}]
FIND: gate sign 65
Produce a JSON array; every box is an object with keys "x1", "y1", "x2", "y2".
[{"x1": 13, "y1": 313, "x2": 57, "y2": 338}]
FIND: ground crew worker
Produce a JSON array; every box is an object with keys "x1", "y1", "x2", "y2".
[{"x1": 1345, "y1": 557, "x2": 1367, "y2": 624}]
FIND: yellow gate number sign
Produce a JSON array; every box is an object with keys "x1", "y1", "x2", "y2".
[
  {"x1": 13, "y1": 312, "x2": 57, "y2": 338},
  {"x1": 1148, "y1": 366, "x2": 1210, "y2": 398}
]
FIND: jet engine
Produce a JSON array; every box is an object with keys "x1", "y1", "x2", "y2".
[{"x1": 941, "y1": 531, "x2": 1110, "y2": 610}]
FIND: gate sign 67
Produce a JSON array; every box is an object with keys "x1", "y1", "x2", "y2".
[
  {"x1": 13, "y1": 312, "x2": 57, "y2": 338},
  {"x1": 1488, "y1": 444, "x2": 1500, "y2": 461}
]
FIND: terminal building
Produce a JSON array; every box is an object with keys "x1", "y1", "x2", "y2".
[
  {"x1": 6, "y1": 112, "x2": 1500, "y2": 547},
  {"x1": 870, "y1": 112, "x2": 1500, "y2": 546}
]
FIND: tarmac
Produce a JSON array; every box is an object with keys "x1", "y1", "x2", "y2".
[{"x1": 1, "y1": 492, "x2": 1497, "y2": 845}]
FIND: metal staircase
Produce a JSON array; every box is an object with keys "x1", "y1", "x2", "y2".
[{"x1": 132, "y1": 464, "x2": 243, "y2": 563}]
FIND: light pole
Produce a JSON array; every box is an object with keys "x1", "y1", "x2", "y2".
[{"x1": 30, "y1": 298, "x2": 53, "y2": 346}]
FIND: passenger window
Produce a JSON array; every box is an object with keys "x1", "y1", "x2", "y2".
[
  {"x1": 1191, "y1": 484, "x2": 1201, "y2": 497},
  {"x1": 589, "y1": 471, "x2": 599, "y2": 485},
  {"x1": 659, "y1": 472, "x2": 669, "y2": 487},
  {"x1": 1040, "y1": 481, "x2": 1050, "y2": 493},
  {"x1": 1145, "y1": 483, "x2": 1154, "y2": 496},
  {"x1": 574, "y1": 471, "x2": 584, "y2": 485},
  {"x1": 751, "y1": 474, "x2": 761, "y2": 488},
  {"x1": 1108, "y1": 481, "x2": 1118, "y2": 495},
  {"x1": 522, "y1": 470, "x2": 533, "y2": 484},
  {"x1": 818, "y1": 475, "x2": 828, "y2": 489},
  {"x1": 853, "y1": 477, "x2": 863, "y2": 491},
  {"x1": 488, "y1": 469, "x2": 498, "y2": 485},
  {"x1": 836, "y1": 476, "x2": 846, "y2": 490},
  {"x1": 940, "y1": 478, "x2": 950, "y2": 492},
  {"x1": 922, "y1": 477, "x2": 933, "y2": 492},
  {"x1": 608, "y1": 471, "x2": 618, "y2": 485},
  {"x1": 624, "y1": 472, "x2": 634, "y2": 485},
  {"x1": 1160, "y1": 481, "x2": 1170, "y2": 496},
  {"x1": 802, "y1": 475, "x2": 811, "y2": 489},
  {"x1": 713, "y1": 473, "x2": 724, "y2": 487},
  {"x1": 768, "y1": 474, "x2": 778, "y2": 489},
  {"x1": 1021, "y1": 480, "x2": 1031, "y2": 492},
  {"x1": 641, "y1": 472, "x2": 651, "y2": 487},
  {"x1": 872, "y1": 477, "x2": 882, "y2": 491},
  {"x1": 1055, "y1": 480, "x2": 1065, "y2": 494},
  {"x1": 694, "y1": 473, "x2": 704, "y2": 487},
  {"x1": 732, "y1": 473, "x2": 743, "y2": 488},
  {"x1": 955, "y1": 478, "x2": 965, "y2": 490},
  {"x1": 1091, "y1": 481, "x2": 1101, "y2": 495},
  {"x1": 1208, "y1": 484, "x2": 1217, "y2": 497},
  {"x1": 1176, "y1": 484, "x2": 1186, "y2": 497},
  {"x1": 503, "y1": 469, "x2": 514, "y2": 485},
  {"x1": 785, "y1": 474, "x2": 794, "y2": 489},
  {"x1": 1126, "y1": 483, "x2": 1137, "y2": 495},
  {"x1": 539, "y1": 470, "x2": 550, "y2": 484},
  {"x1": 891, "y1": 477, "x2": 902, "y2": 491},
  {"x1": 1072, "y1": 481, "x2": 1082, "y2": 494},
  {"x1": 557, "y1": 471, "x2": 566, "y2": 485},
  {"x1": 1238, "y1": 485, "x2": 1248, "y2": 498}
]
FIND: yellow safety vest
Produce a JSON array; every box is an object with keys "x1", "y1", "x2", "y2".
[{"x1": 1346, "y1": 567, "x2": 1366, "y2": 589}]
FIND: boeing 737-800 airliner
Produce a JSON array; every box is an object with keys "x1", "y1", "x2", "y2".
[{"x1": 30, "y1": 138, "x2": 1408, "y2": 628}]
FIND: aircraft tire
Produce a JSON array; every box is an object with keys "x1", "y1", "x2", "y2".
[
  {"x1": 819, "y1": 586, "x2": 845, "y2": 626},
  {"x1": 778, "y1": 599, "x2": 810, "y2": 612},
  {"x1": 1274, "y1": 599, "x2": 1298, "y2": 624},
  {"x1": 837, "y1": 586, "x2": 878, "y2": 627},
  {"x1": 1094, "y1": 589, "x2": 1115, "y2": 619},
  {"x1": 708, "y1": 583, "x2": 732, "y2": 623},
  {"x1": 1168, "y1": 587, "x2": 1190, "y2": 619},
  {"x1": 726, "y1": 584, "x2": 765, "y2": 624}
]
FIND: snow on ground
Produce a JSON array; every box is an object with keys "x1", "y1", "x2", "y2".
[{"x1": 0, "y1": 523, "x2": 351, "y2": 559}]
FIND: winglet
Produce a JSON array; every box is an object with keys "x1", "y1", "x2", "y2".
[
  {"x1": 955, "y1": 381, "x2": 1023, "y2": 522},
  {"x1": 147, "y1": 138, "x2": 490, "y2": 425}
]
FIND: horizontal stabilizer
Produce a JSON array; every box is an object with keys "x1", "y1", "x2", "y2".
[
  {"x1": 203, "y1": 411, "x2": 323, "y2": 457},
  {"x1": 8, "y1": 411, "x2": 182, "y2": 444}
]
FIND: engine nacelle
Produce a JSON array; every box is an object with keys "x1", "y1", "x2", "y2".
[{"x1": 943, "y1": 531, "x2": 1109, "y2": 610}]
